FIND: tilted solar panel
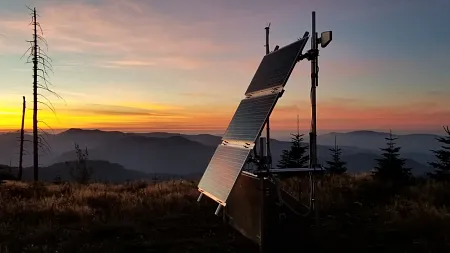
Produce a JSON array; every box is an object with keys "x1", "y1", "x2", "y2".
[
  {"x1": 198, "y1": 144, "x2": 252, "y2": 205},
  {"x1": 198, "y1": 35, "x2": 309, "y2": 208},
  {"x1": 245, "y1": 37, "x2": 308, "y2": 95},
  {"x1": 222, "y1": 93, "x2": 279, "y2": 143}
]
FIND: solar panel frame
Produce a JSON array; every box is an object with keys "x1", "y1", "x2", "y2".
[
  {"x1": 222, "y1": 92, "x2": 280, "y2": 143},
  {"x1": 245, "y1": 37, "x2": 308, "y2": 95},
  {"x1": 198, "y1": 144, "x2": 252, "y2": 205},
  {"x1": 198, "y1": 35, "x2": 309, "y2": 208}
]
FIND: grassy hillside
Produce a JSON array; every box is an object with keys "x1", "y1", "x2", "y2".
[
  {"x1": 0, "y1": 180, "x2": 255, "y2": 253},
  {"x1": 1, "y1": 176, "x2": 449, "y2": 252}
]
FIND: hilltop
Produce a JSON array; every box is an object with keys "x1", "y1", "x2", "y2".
[
  {"x1": 0, "y1": 180, "x2": 256, "y2": 253},
  {"x1": 0, "y1": 176, "x2": 449, "y2": 252}
]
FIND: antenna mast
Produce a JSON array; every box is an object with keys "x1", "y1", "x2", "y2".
[
  {"x1": 265, "y1": 22, "x2": 272, "y2": 168},
  {"x1": 309, "y1": 10, "x2": 319, "y2": 237},
  {"x1": 310, "y1": 12, "x2": 318, "y2": 170},
  {"x1": 304, "y1": 10, "x2": 332, "y2": 238}
]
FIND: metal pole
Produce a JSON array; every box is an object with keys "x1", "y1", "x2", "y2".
[
  {"x1": 261, "y1": 24, "x2": 271, "y2": 253},
  {"x1": 197, "y1": 192, "x2": 203, "y2": 202},
  {"x1": 259, "y1": 136, "x2": 267, "y2": 253},
  {"x1": 310, "y1": 10, "x2": 320, "y2": 238},
  {"x1": 265, "y1": 24, "x2": 272, "y2": 169},
  {"x1": 311, "y1": 11, "x2": 318, "y2": 169},
  {"x1": 214, "y1": 204, "x2": 222, "y2": 216},
  {"x1": 265, "y1": 24, "x2": 270, "y2": 55}
]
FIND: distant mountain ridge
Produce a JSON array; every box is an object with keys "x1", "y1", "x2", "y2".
[
  {"x1": 1, "y1": 160, "x2": 187, "y2": 183},
  {"x1": 318, "y1": 130, "x2": 442, "y2": 154},
  {"x1": 0, "y1": 128, "x2": 440, "y2": 179}
]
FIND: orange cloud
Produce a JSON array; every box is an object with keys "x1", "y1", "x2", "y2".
[
  {"x1": 0, "y1": 1, "x2": 236, "y2": 70},
  {"x1": 269, "y1": 98, "x2": 450, "y2": 132}
]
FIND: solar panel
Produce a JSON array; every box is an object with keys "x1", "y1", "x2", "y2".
[
  {"x1": 198, "y1": 144, "x2": 252, "y2": 205},
  {"x1": 222, "y1": 93, "x2": 279, "y2": 143},
  {"x1": 245, "y1": 37, "x2": 308, "y2": 95},
  {"x1": 198, "y1": 35, "x2": 309, "y2": 208}
]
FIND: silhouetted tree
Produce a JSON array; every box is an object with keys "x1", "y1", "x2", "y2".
[
  {"x1": 372, "y1": 131, "x2": 411, "y2": 182},
  {"x1": 428, "y1": 126, "x2": 450, "y2": 181},
  {"x1": 23, "y1": 7, "x2": 64, "y2": 181},
  {"x1": 278, "y1": 149, "x2": 291, "y2": 168},
  {"x1": 67, "y1": 143, "x2": 93, "y2": 184},
  {"x1": 325, "y1": 136, "x2": 347, "y2": 174},
  {"x1": 277, "y1": 133, "x2": 309, "y2": 168},
  {"x1": 18, "y1": 96, "x2": 26, "y2": 180}
]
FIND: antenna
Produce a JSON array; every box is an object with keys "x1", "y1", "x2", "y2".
[
  {"x1": 264, "y1": 22, "x2": 271, "y2": 54},
  {"x1": 307, "y1": 10, "x2": 333, "y2": 238},
  {"x1": 297, "y1": 114, "x2": 300, "y2": 136},
  {"x1": 264, "y1": 23, "x2": 272, "y2": 168},
  {"x1": 294, "y1": 10, "x2": 333, "y2": 239}
]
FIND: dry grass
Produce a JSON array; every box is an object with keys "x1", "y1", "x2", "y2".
[
  {"x1": 1, "y1": 176, "x2": 450, "y2": 252},
  {"x1": 0, "y1": 180, "x2": 256, "y2": 253},
  {"x1": 283, "y1": 174, "x2": 450, "y2": 252}
]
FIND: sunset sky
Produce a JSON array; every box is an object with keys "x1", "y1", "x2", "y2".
[{"x1": 0, "y1": 0, "x2": 449, "y2": 137}]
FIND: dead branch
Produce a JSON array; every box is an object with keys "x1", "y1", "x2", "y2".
[
  {"x1": 38, "y1": 120, "x2": 55, "y2": 133},
  {"x1": 37, "y1": 100, "x2": 56, "y2": 115}
]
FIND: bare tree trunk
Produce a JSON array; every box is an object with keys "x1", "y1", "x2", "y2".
[
  {"x1": 18, "y1": 96, "x2": 26, "y2": 180},
  {"x1": 24, "y1": 6, "x2": 60, "y2": 181},
  {"x1": 32, "y1": 8, "x2": 39, "y2": 181}
]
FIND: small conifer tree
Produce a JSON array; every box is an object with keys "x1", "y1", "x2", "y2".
[
  {"x1": 428, "y1": 126, "x2": 450, "y2": 181},
  {"x1": 277, "y1": 133, "x2": 309, "y2": 168},
  {"x1": 325, "y1": 136, "x2": 347, "y2": 174},
  {"x1": 372, "y1": 131, "x2": 411, "y2": 182}
]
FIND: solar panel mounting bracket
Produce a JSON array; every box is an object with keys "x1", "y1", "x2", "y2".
[{"x1": 222, "y1": 140, "x2": 255, "y2": 150}]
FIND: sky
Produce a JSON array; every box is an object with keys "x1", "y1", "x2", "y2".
[{"x1": 0, "y1": 0, "x2": 449, "y2": 138}]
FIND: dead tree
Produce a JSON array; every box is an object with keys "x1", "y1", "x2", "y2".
[
  {"x1": 22, "y1": 7, "x2": 63, "y2": 181},
  {"x1": 18, "y1": 96, "x2": 26, "y2": 180},
  {"x1": 67, "y1": 143, "x2": 93, "y2": 184}
]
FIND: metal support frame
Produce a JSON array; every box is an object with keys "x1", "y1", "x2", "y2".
[
  {"x1": 256, "y1": 11, "x2": 331, "y2": 252},
  {"x1": 197, "y1": 11, "x2": 332, "y2": 253}
]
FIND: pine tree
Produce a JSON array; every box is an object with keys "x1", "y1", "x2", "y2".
[
  {"x1": 428, "y1": 126, "x2": 450, "y2": 181},
  {"x1": 277, "y1": 149, "x2": 291, "y2": 168},
  {"x1": 372, "y1": 131, "x2": 411, "y2": 182},
  {"x1": 325, "y1": 136, "x2": 347, "y2": 174},
  {"x1": 277, "y1": 133, "x2": 309, "y2": 168}
]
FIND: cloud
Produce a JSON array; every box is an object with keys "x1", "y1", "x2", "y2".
[
  {"x1": 180, "y1": 92, "x2": 212, "y2": 98},
  {"x1": 61, "y1": 104, "x2": 179, "y2": 117},
  {"x1": 0, "y1": 0, "x2": 238, "y2": 70},
  {"x1": 96, "y1": 56, "x2": 208, "y2": 70},
  {"x1": 102, "y1": 60, "x2": 157, "y2": 67}
]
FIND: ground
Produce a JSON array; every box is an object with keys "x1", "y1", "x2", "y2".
[{"x1": 0, "y1": 175, "x2": 449, "y2": 252}]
